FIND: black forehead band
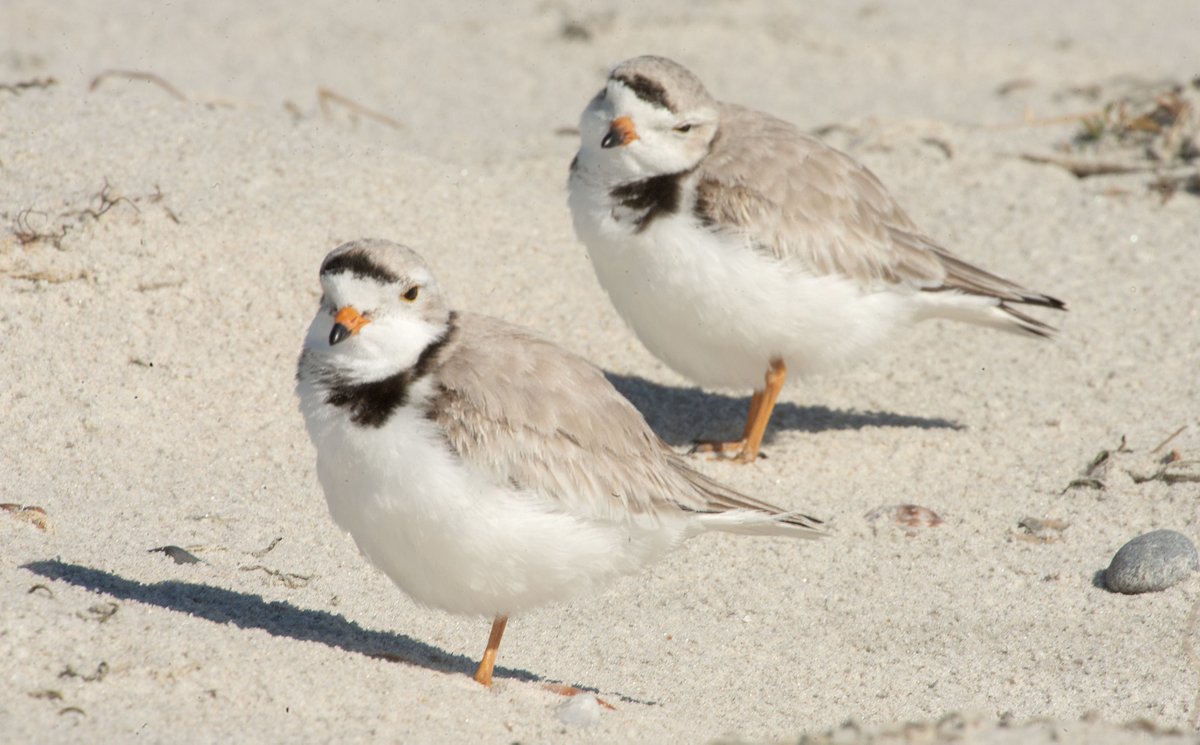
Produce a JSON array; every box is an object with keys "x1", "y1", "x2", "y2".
[
  {"x1": 612, "y1": 72, "x2": 674, "y2": 113},
  {"x1": 321, "y1": 250, "x2": 399, "y2": 284}
]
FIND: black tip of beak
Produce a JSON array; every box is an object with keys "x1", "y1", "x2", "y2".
[
  {"x1": 601, "y1": 130, "x2": 620, "y2": 149},
  {"x1": 329, "y1": 323, "x2": 351, "y2": 346}
]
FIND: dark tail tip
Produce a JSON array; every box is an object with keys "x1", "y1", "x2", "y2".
[{"x1": 1002, "y1": 302, "x2": 1061, "y2": 338}]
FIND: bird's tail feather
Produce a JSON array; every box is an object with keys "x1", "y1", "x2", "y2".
[{"x1": 696, "y1": 509, "x2": 827, "y2": 539}]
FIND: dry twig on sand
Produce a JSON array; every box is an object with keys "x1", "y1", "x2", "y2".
[
  {"x1": 317, "y1": 87, "x2": 405, "y2": 130},
  {"x1": 89, "y1": 69, "x2": 188, "y2": 101}
]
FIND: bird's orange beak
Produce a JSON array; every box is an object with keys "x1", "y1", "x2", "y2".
[
  {"x1": 601, "y1": 116, "x2": 639, "y2": 148},
  {"x1": 329, "y1": 306, "x2": 370, "y2": 345}
]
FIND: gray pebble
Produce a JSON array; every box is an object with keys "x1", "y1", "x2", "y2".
[
  {"x1": 555, "y1": 692, "x2": 602, "y2": 728},
  {"x1": 1105, "y1": 529, "x2": 1198, "y2": 594}
]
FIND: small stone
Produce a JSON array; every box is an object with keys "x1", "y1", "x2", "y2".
[
  {"x1": 556, "y1": 692, "x2": 602, "y2": 728},
  {"x1": 1105, "y1": 529, "x2": 1198, "y2": 594}
]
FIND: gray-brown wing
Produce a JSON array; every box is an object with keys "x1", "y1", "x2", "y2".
[
  {"x1": 697, "y1": 104, "x2": 1061, "y2": 308},
  {"x1": 428, "y1": 313, "x2": 818, "y2": 531}
]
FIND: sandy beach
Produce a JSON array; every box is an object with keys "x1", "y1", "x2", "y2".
[{"x1": 3, "y1": 1, "x2": 1199, "y2": 742}]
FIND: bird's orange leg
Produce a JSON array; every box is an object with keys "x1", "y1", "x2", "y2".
[
  {"x1": 692, "y1": 358, "x2": 787, "y2": 463},
  {"x1": 473, "y1": 615, "x2": 508, "y2": 687},
  {"x1": 692, "y1": 390, "x2": 764, "y2": 455},
  {"x1": 737, "y1": 358, "x2": 786, "y2": 463},
  {"x1": 471, "y1": 615, "x2": 616, "y2": 707}
]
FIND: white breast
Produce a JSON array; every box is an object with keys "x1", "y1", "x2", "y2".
[
  {"x1": 298, "y1": 376, "x2": 684, "y2": 617},
  {"x1": 568, "y1": 172, "x2": 918, "y2": 389}
]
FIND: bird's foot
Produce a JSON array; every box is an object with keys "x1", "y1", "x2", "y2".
[
  {"x1": 473, "y1": 668, "x2": 494, "y2": 687},
  {"x1": 689, "y1": 438, "x2": 763, "y2": 463}
]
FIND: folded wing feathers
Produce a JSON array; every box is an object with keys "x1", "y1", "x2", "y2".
[
  {"x1": 431, "y1": 314, "x2": 825, "y2": 537},
  {"x1": 698, "y1": 104, "x2": 1065, "y2": 333}
]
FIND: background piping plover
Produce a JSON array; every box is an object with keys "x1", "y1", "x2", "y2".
[
  {"x1": 295, "y1": 239, "x2": 824, "y2": 686},
  {"x1": 568, "y1": 55, "x2": 1066, "y2": 463}
]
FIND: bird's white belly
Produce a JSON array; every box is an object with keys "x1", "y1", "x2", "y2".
[
  {"x1": 576, "y1": 204, "x2": 914, "y2": 389},
  {"x1": 301, "y1": 393, "x2": 681, "y2": 617}
]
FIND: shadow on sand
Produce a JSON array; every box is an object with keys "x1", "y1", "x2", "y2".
[
  {"x1": 23, "y1": 560, "x2": 660, "y2": 703},
  {"x1": 604, "y1": 372, "x2": 963, "y2": 448},
  {"x1": 22, "y1": 559, "x2": 541, "y2": 684}
]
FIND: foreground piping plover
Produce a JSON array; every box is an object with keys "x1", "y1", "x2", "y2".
[
  {"x1": 295, "y1": 239, "x2": 824, "y2": 687},
  {"x1": 568, "y1": 55, "x2": 1066, "y2": 463}
]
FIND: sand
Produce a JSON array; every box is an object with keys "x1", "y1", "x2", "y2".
[{"x1": 2, "y1": 1, "x2": 1199, "y2": 742}]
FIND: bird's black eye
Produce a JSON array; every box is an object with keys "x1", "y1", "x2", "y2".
[
  {"x1": 402, "y1": 285, "x2": 420, "y2": 302},
  {"x1": 674, "y1": 123, "x2": 693, "y2": 133}
]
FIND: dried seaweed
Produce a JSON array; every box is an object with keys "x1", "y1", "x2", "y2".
[
  {"x1": 1063, "y1": 426, "x2": 1200, "y2": 492},
  {"x1": 1020, "y1": 78, "x2": 1200, "y2": 200}
]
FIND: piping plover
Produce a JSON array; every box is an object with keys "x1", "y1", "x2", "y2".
[
  {"x1": 568, "y1": 55, "x2": 1066, "y2": 463},
  {"x1": 295, "y1": 239, "x2": 824, "y2": 687}
]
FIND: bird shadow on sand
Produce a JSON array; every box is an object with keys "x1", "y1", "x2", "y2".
[
  {"x1": 605, "y1": 372, "x2": 963, "y2": 448},
  {"x1": 21, "y1": 559, "x2": 653, "y2": 703},
  {"x1": 22, "y1": 559, "x2": 534, "y2": 681}
]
